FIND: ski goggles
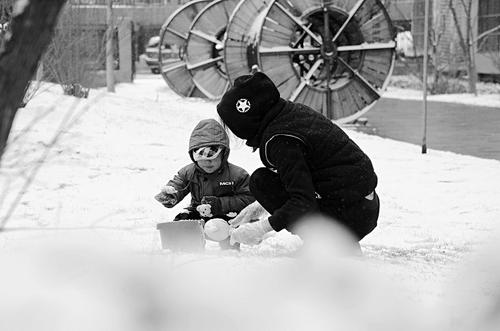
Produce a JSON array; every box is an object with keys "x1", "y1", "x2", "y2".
[{"x1": 192, "y1": 146, "x2": 223, "y2": 161}]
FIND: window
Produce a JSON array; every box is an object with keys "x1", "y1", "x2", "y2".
[{"x1": 478, "y1": 0, "x2": 500, "y2": 52}]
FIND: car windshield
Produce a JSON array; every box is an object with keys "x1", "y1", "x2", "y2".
[
  {"x1": 147, "y1": 37, "x2": 172, "y2": 50},
  {"x1": 147, "y1": 36, "x2": 160, "y2": 48}
]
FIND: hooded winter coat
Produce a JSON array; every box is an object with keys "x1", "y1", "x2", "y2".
[
  {"x1": 165, "y1": 119, "x2": 255, "y2": 215},
  {"x1": 217, "y1": 73, "x2": 378, "y2": 234}
]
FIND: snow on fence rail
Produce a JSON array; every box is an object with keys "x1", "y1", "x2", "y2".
[{"x1": 69, "y1": 0, "x2": 173, "y2": 6}]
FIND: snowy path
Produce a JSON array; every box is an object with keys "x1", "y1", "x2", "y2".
[{"x1": 1, "y1": 75, "x2": 499, "y2": 330}]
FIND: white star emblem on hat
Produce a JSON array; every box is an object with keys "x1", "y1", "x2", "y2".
[{"x1": 235, "y1": 98, "x2": 251, "y2": 113}]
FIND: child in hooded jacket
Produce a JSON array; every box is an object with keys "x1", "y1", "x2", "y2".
[{"x1": 155, "y1": 119, "x2": 255, "y2": 247}]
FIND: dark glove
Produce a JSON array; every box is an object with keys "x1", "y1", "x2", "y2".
[
  {"x1": 201, "y1": 196, "x2": 222, "y2": 216},
  {"x1": 154, "y1": 191, "x2": 177, "y2": 208}
]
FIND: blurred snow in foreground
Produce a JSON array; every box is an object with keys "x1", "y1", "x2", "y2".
[{"x1": 1, "y1": 219, "x2": 499, "y2": 331}]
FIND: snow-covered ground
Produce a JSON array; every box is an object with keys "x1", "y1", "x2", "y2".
[
  {"x1": 1, "y1": 75, "x2": 500, "y2": 331},
  {"x1": 384, "y1": 86, "x2": 500, "y2": 108}
]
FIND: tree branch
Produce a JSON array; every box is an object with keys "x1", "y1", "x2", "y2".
[
  {"x1": 476, "y1": 24, "x2": 500, "y2": 44},
  {"x1": 448, "y1": 0, "x2": 467, "y2": 55},
  {"x1": 0, "y1": 0, "x2": 66, "y2": 162}
]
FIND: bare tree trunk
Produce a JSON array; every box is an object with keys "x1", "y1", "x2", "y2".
[
  {"x1": 468, "y1": 43, "x2": 477, "y2": 94},
  {"x1": 448, "y1": 0, "x2": 477, "y2": 95},
  {"x1": 0, "y1": 0, "x2": 66, "y2": 162},
  {"x1": 464, "y1": 0, "x2": 477, "y2": 95},
  {"x1": 106, "y1": 0, "x2": 115, "y2": 92}
]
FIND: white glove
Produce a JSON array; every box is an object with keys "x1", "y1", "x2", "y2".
[
  {"x1": 229, "y1": 218, "x2": 274, "y2": 246},
  {"x1": 196, "y1": 203, "x2": 213, "y2": 218},
  {"x1": 229, "y1": 201, "x2": 268, "y2": 228},
  {"x1": 161, "y1": 185, "x2": 177, "y2": 195}
]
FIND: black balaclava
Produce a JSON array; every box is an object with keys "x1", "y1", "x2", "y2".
[{"x1": 216, "y1": 72, "x2": 280, "y2": 142}]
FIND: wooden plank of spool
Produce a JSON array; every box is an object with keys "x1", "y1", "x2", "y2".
[{"x1": 159, "y1": 0, "x2": 212, "y2": 97}]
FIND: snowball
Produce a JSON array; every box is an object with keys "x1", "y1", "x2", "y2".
[{"x1": 204, "y1": 218, "x2": 230, "y2": 241}]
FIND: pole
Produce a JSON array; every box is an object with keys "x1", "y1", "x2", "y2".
[
  {"x1": 421, "y1": 0, "x2": 430, "y2": 154},
  {"x1": 323, "y1": 4, "x2": 332, "y2": 119},
  {"x1": 106, "y1": 0, "x2": 115, "y2": 92}
]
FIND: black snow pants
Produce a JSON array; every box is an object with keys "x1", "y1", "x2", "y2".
[{"x1": 249, "y1": 168, "x2": 379, "y2": 241}]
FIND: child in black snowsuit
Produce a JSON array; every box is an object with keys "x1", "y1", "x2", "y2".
[
  {"x1": 216, "y1": 72, "x2": 380, "y2": 246},
  {"x1": 155, "y1": 119, "x2": 255, "y2": 247}
]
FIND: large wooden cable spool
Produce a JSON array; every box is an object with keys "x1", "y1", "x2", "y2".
[
  {"x1": 158, "y1": 0, "x2": 212, "y2": 98},
  {"x1": 223, "y1": 0, "x2": 273, "y2": 82},
  {"x1": 224, "y1": 0, "x2": 396, "y2": 123},
  {"x1": 185, "y1": 0, "x2": 240, "y2": 99}
]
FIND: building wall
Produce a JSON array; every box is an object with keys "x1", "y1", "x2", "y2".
[
  {"x1": 411, "y1": 0, "x2": 499, "y2": 75},
  {"x1": 69, "y1": 0, "x2": 192, "y2": 57},
  {"x1": 382, "y1": 0, "x2": 414, "y2": 26}
]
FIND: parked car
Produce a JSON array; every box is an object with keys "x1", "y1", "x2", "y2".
[{"x1": 143, "y1": 35, "x2": 178, "y2": 74}]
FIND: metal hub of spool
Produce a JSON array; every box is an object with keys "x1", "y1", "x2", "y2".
[
  {"x1": 211, "y1": 28, "x2": 227, "y2": 77},
  {"x1": 286, "y1": 8, "x2": 365, "y2": 92}
]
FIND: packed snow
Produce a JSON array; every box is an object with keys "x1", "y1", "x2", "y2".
[{"x1": 1, "y1": 74, "x2": 500, "y2": 331}]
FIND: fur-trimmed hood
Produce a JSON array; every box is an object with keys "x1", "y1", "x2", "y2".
[{"x1": 188, "y1": 119, "x2": 230, "y2": 164}]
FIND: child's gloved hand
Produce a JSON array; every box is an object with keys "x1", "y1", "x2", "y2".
[
  {"x1": 154, "y1": 190, "x2": 177, "y2": 208},
  {"x1": 161, "y1": 185, "x2": 177, "y2": 195},
  {"x1": 229, "y1": 218, "x2": 273, "y2": 246},
  {"x1": 200, "y1": 196, "x2": 222, "y2": 216}
]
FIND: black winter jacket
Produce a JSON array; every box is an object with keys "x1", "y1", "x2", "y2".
[{"x1": 252, "y1": 99, "x2": 378, "y2": 231}]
